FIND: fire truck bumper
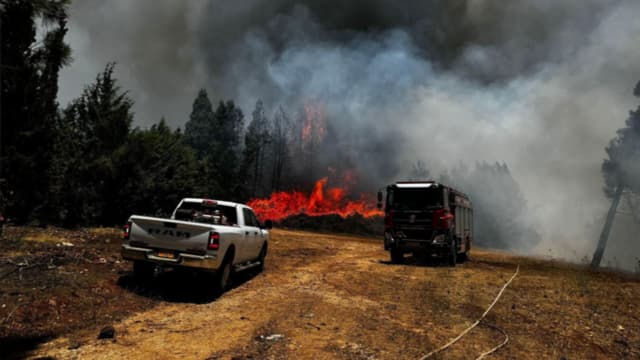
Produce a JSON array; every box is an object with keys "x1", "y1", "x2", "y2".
[{"x1": 385, "y1": 232, "x2": 451, "y2": 253}]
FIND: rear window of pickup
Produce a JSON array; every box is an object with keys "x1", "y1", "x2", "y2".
[{"x1": 174, "y1": 202, "x2": 238, "y2": 225}]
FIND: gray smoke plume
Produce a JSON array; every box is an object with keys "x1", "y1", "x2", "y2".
[{"x1": 59, "y1": 0, "x2": 640, "y2": 269}]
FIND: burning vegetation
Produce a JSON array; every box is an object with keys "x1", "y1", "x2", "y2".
[
  {"x1": 247, "y1": 100, "x2": 383, "y2": 229},
  {"x1": 248, "y1": 177, "x2": 382, "y2": 222}
]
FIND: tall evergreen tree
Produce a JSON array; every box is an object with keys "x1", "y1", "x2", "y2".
[
  {"x1": 0, "y1": 0, "x2": 71, "y2": 222},
  {"x1": 211, "y1": 100, "x2": 244, "y2": 198},
  {"x1": 55, "y1": 64, "x2": 134, "y2": 225},
  {"x1": 270, "y1": 106, "x2": 291, "y2": 192},
  {"x1": 183, "y1": 91, "x2": 245, "y2": 200},
  {"x1": 184, "y1": 89, "x2": 216, "y2": 158},
  {"x1": 603, "y1": 80, "x2": 640, "y2": 196},
  {"x1": 592, "y1": 80, "x2": 640, "y2": 267},
  {"x1": 241, "y1": 100, "x2": 271, "y2": 198}
]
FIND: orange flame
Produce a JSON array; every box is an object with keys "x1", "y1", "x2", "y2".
[{"x1": 248, "y1": 177, "x2": 383, "y2": 222}]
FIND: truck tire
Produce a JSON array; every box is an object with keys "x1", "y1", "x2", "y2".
[
  {"x1": 213, "y1": 260, "x2": 232, "y2": 295},
  {"x1": 448, "y1": 239, "x2": 457, "y2": 267},
  {"x1": 133, "y1": 261, "x2": 156, "y2": 279},
  {"x1": 390, "y1": 248, "x2": 404, "y2": 264},
  {"x1": 459, "y1": 238, "x2": 470, "y2": 262},
  {"x1": 256, "y1": 242, "x2": 268, "y2": 272}
]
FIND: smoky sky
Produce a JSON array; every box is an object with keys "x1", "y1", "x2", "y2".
[
  {"x1": 60, "y1": 0, "x2": 631, "y2": 124},
  {"x1": 59, "y1": 0, "x2": 640, "y2": 268}
]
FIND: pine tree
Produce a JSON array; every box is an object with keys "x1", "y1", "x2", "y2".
[
  {"x1": 211, "y1": 100, "x2": 244, "y2": 198},
  {"x1": 241, "y1": 100, "x2": 271, "y2": 198},
  {"x1": 603, "y1": 80, "x2": 640, "y2": 195},
  {"x1": 0, "y1": 0, "x2": 71, "y2": 223},
  {"x1": 184, "y1": 89, "x2": 216, "y2": 158},
  {"x1": 593, "y1": 80, "x2": 640, "y2": 267},
  {"x1": 55, "y1": 64, "x2": 134, "y2": 225},
  {"x1": 183, "y1": 91, "x2": 244, "y2": 200},
  {"x1": 270, "y1": 106, "x2": 291, "y2": 192}
]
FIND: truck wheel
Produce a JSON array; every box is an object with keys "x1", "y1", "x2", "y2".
[
  {"x1": 390, "y1": 248, "x2": 404, "y2": 264},
  {"x1": 133, "y1": 261, "x2": 156, "y2": 279},
  {"x1": 448, "y1": 239, "x2": 457, "y2": 267},
  {"x1": 257, "y1": 243, "x2": 268, "y2": 272},
  {"x1": 213, "y1": 260, "x2": 232, "y2": 295},
  {"x1": 459, "y1": 238, "x2": 470, "y2": 262}
]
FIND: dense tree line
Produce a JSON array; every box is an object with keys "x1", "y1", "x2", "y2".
[
  {"x1": 0, "y1": 0, "x2": 310, "y2": 227},
  {"x1": 1, "y1": 56, "x2": 302, "y2": 226},
  {"x1": 1, "y1": 0, "x2": 71, "y2": 223}
]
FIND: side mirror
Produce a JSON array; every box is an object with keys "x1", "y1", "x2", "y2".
[
  {"x1": 377, "y1": 191, "x2": 383, "y2": 209},
  {"x1": 264, "y1": 220, "x2": 273, "y2": 229}
]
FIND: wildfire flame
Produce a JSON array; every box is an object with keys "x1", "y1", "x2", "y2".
[{"x1": 248, "y1": 177, "x2": 383, "y2": 222}]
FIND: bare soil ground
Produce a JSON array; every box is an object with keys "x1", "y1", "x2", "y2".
[{"x1": 1, "y1": 227, "x2": 639, "y2": 359}]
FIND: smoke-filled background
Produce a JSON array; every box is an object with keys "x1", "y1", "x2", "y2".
[{"x1": 58, "y1": 0, "x2": 640, "y2": 269}]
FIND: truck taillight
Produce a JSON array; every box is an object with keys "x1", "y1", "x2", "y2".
[
  {"x1": 123, "y1": 221, "x2": 132, "y2": 240},
  {"x1": 384, "y1": 212, "x2": 393, "y2": 229},
  {"x1": 208, "y1": 231, "x2": 220, "y2": 250},
  {"x1": 433, "y1": 209, "x2": 453, "y2": 230}
]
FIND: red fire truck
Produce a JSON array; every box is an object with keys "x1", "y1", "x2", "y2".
[{"x1": 377, "y1": 181, "x2": 473, "y2": 266}]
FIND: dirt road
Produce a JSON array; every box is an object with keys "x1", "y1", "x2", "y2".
[{"x1": 28, "y1": 229, "x2": 640, "y2": 359}]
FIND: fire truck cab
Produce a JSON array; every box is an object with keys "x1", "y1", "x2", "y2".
[{"x1": 377, "y1": 181, "x2": 473, "y2": 266}]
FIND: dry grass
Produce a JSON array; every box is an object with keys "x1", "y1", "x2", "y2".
[
  {"x1": 19, "y1": 231, "x2": 68, "y2": 245},
  {"x1": 87, "y1": 227, "x2": 120, "y2": 236},
  {"x1": 2, "y1": 227, "x2": 637, "y2": 359},
  {"x1": 0, "y1": 226, "x2": 158, "y2": 359}
]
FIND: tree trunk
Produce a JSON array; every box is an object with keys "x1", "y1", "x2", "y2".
[{"x1": 591, "y1": 186, "x2": 624, "y2": 268}]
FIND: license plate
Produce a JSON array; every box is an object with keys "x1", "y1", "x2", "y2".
[{"x1": 157, "y1": 251, "x2": 175, "y2": 259}]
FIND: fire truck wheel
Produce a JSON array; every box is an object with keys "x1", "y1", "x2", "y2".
[
  {"x1": 448, "y1": 239, "x2": 457, "y2": 267},
  {"x1": 459, "y1": 239, "x2": 470, "y2": 262},
  {"x1": 390, "y1": 248, "x2": 404, "y2": 264}
]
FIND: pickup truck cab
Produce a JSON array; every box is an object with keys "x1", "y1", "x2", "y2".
[{"x1": 121, "y1": 198, "x2": 272, "y2": 293}]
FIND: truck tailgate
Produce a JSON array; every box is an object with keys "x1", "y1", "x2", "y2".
[{"x1": 129, "y1": 215, "x2": 214, "y2": 253}]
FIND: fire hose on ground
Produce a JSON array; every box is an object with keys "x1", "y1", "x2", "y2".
[{"x1": 419, "y1": 264, "x2": 520, "y2": 360}]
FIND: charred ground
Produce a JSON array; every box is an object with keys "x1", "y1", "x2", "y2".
[{"x1": 1, "y1": 227, "x2": 639, "y2": 359}]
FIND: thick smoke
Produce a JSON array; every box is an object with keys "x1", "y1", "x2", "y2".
[{"x1": 59, "y1": 0, "x2": 640, "y2": 269}]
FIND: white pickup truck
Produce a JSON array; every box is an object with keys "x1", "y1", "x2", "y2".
[{"x1": 121, "y1": 198, "x2": 272, "y2": 293}]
